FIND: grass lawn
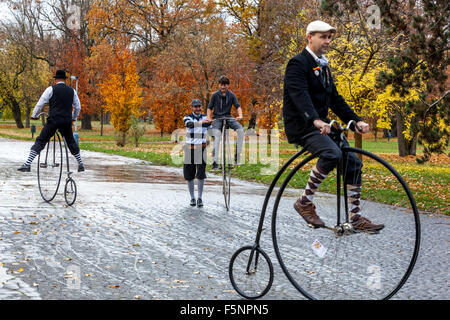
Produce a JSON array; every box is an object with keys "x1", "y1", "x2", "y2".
[{"x1": 1, "y1": 119, "x2": 448, "y2": 215}]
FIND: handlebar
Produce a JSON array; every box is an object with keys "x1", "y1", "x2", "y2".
[
  {"x1": 329, "y1": 120, "x2": 361, "y2": 132},
  {"x1": 36, "y1": 112, "x2": 49, "y2": 118},
  {"x1": 212, "y1": 116, "x2": 241, "y2": 122}
]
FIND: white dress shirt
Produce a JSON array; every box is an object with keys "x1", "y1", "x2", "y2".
[
  {"x1": 31, "y1": 81, "x2": 81, "y2": 120},
  {"x1": 306, "y1": 46, "x2": 321, "y2": 63}
]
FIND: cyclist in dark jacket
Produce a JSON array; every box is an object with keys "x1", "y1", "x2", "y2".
[
  {"x1": 283, "y1": 21, "x2": 383, "y2": 232},
  {"x1": 206, "y1": 76, "x2": 244, "y2": 170}
]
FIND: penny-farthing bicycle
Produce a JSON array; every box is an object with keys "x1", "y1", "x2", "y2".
[
  {"x1": 229, "y1": 120, "x2": 420, "y2": 300},
  {"x1": 213, "y1": 116, "x2": 236, "y2": 211},
  {"x1": 36, "y1": 112, "x2": 77, "y2": 206}
]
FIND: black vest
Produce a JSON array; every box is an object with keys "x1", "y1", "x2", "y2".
[{"x1": 49, "y1": 83, "x2": 74, "y2": 120}]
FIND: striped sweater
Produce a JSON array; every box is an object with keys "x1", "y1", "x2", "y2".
[{"x1": 183, "y1": 113, "x2": 211, "y2": 145}]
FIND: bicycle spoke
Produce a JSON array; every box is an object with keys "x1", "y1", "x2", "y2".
[
  {"x1": 272, "y1": 148, "x2": 420, "y2": 300},
  {"x1": 229, "y1": 246, "x2": 273, "y2": 299},
  {"x1": 37, "y1": 134, "x2": 63, "y2": 202}
]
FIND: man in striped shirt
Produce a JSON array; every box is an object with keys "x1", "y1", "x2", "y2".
[{"x1": 183, "y1": 99, "x2": 211, "y2": 207}]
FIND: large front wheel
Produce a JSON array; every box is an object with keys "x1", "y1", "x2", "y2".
[
  {"x1": 37, "y1": 133, "x2": 63, "y2": 202},
  {"x1": 271, "y1": 148, "x2": 420, "y2": 300},
  {"x1": 222, "y1": 128, "x2": 231, "y2": 211}
]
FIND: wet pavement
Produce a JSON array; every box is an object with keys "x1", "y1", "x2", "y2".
[{"x1": 0, "y1": 137, "x2": 448, "y2": 300}]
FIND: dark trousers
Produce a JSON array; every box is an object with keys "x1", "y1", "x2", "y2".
[
  {"x1": 183, "y1": 145, "x2": 207, "y2": 180},
  {"x1": 31, "y1": 117, "x2": 80, "y2": 156},
  {"x1": 300, "y1": 131, "x2": 362, "y2": 185}
]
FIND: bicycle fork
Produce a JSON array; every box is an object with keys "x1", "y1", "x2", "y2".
[{"x1": 334, "y1": 152, "x2": 354, "y2": 236}]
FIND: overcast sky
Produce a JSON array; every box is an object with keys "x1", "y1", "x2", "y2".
[{"x1": 0, "y1": 3, "x2": 14, "y2": 23}]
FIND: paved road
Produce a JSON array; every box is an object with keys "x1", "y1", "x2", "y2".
[{"x1": 0, "y1": 137, "x2": 448, "y2": 300}]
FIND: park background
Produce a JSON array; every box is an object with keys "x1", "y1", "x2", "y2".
[{"x1": 0, "y1": 0, "x2": 448, "y2": 215}]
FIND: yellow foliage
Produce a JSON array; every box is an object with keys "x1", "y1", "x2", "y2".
[{"x1": 99, "y1": 48, "x2": 143, "y2": 137}]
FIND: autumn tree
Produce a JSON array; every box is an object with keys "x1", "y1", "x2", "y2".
[
  {"x1": 99, "y1": 47, "x2": 143, "y2": 146},
  {"x1": 146, "y1": 63, "x2": 191, "y2": 135},
  {"x1": 165, "y1": 14, "x2": 233, "y2": 110},
  {"x1": 219, "y1": 0, "x2": 310, "y2": 141},
  {"x1": 84, "y1": 40, "x2": 116, "y2": 135},
  {"x1": 0, "y1": 36, "x2": 51, "y2": 128},
  {"x1": 322, "y1": 0, "x2": 449, "y2": 159}
]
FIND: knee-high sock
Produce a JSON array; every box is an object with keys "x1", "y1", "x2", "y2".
[
  {"x1": 300, "y1": 164, "x2": 329, "y2": 205},
  {"x1": 187, "y1": 179, "x2": 195, "y2": 200},
  {"x1": 347, "y1": 184, "x2": 361, "y2": 218},
  {"x1": 74, "y1": 153, "x2": 83, "y2": 166},
  {"x1": 24, "y1": 150, "x2": 38, "y2": 166},
  {"x1": 197, "y1": 179, "x2": 204, "y2": 199}
]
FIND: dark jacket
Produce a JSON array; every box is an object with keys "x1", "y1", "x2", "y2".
[
  {"x1": 207, "y1": 89, "x2": 240, "y2": 118},
  {"x1": 283, "y1": 48, "x2": 362, "y2": 144}
]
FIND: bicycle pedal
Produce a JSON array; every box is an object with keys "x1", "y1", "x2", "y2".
[{"x1": 39, "y1": 164, "x2": 47, "y2": 168}]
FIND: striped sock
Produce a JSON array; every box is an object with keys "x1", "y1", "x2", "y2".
[
  {"x1": 74, "y1": 153, "x2": 83, "y2": 166},
  {"x1": 348, "y1": 184, "x2": 361, "y2": 218},
  {"x1": 300, "y1": 164, "x2": 329, "y2": 205},
  {"x1": 24, "y1": 150, "x2": 38, "y2": 166}
]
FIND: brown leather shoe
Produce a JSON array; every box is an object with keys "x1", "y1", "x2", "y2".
[
  {"x1": 351, "y1": 214, "x2": 384, "y2": 232},
  {"x1": 293, "y1": 199, "x2": 325, "y2": 228}
]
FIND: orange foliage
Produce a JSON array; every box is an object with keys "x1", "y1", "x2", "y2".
[
  {"x1": 98, "y1": 46, "x2": 143, "y2": 145},
  {"x1": 146, "y1": 65, "x2": 191, "y2": 134}
]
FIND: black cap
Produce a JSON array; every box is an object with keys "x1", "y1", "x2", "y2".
[
  {"x1": 53, "y1": 70, "x2": 68, "y2": 79},
  {"x1": 191, "y1": 99, "x2": 202, "y2": 107}
]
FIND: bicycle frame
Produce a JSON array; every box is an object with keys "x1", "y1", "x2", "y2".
[
  {"x1": 246, "y1": 121, "x2": 358, "y2": 266},
  {"x1": 62, "y1": 133, "x2": 73, "y2": 177}
]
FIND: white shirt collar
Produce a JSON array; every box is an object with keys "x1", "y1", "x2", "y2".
[{"x1": 306, "y1": 46, "x2": 322, "y2": 63}]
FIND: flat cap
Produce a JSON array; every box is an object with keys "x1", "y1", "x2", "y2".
[{"x1": 306, "y1": 20, "x2": 336, "y2": 35}]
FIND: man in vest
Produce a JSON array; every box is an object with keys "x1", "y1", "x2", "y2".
[{"x1": 17, "y1": 70, "x2": 85, "y2": 172}]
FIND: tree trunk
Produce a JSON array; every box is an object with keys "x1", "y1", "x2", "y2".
[
  {"x1": 8, "y1": 96, "x2": 24, "y2": 128},
  {"x1": 25, "y1": 104, "x2": 32, "y2": 128},
  {"x1": 396, "y1": 111, "x2": 417, "y2": 156},
  {"x1": 81, "y1": 113, "x2": 92, "y2": 130},
  {"x1": 100, "y1": 108, "x2": 104, "y2": 136}
]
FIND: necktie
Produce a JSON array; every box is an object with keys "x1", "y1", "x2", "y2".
[{"x1": 318, "y1": 56, "x2": 329, "y2": 86}]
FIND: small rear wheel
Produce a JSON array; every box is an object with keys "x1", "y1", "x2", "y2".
[
  {"x1": 229, "y1": 245, "x2": 274, "y2": 299},
  {"x1": 64, "y1": 177, "x2": 77, "y2": 206}
]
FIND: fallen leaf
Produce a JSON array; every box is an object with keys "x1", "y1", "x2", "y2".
[
  {"x1": 108, "y1": 284, "x2": 120, "y2": 288},
  {"x1": 12, "y1": 268, "x2": 24, "y2": 273},
  {"x1": 173, "y1": 280, "x2": 186, "y2": 284}
]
